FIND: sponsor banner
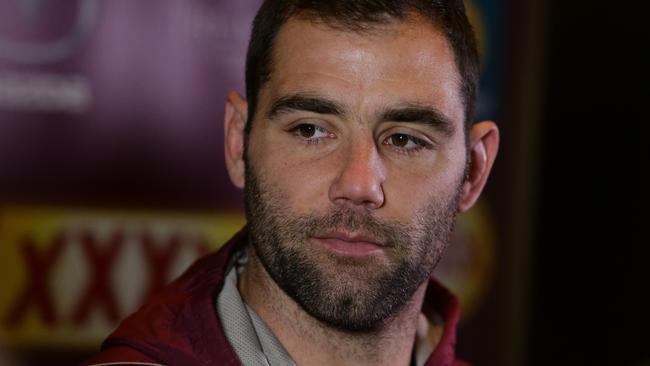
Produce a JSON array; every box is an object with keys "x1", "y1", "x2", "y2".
[{"x1": 0, "y1": 205, "x2": 244, "y2": 348}]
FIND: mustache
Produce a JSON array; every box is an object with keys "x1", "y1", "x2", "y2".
[{"x1": 288, "y1": 206, "x2": 412, "y2": 249}]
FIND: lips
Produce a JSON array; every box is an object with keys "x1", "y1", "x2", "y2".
[{"x1": 311, "y1": 231, "x2": 384, "y2": 257}]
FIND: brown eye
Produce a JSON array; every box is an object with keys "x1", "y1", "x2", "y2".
[
  {"x1": 391, "y1": 134, "x2": 410, "y2": 147},
  {"x1": 383, "y1": 133, "x2": 432, "y2": 153},
  {"x1": 292, "y1": 123, "x2": 331, "y2": 141},
  {"x1": 298, "y1": 124, "x2": 316, "y2": 138}
]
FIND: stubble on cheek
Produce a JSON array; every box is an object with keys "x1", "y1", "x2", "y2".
[{"x1": 243, "y1": 161, "x2": 463, "y2": 331}]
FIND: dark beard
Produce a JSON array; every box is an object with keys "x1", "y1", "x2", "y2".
[{"x1": 244, "y1": 167, "x2": 461, "y2": 332}]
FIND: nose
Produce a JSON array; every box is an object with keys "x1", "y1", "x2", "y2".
[{"x1": 328, "y1": 139, "x2": 386, "y2": 209}]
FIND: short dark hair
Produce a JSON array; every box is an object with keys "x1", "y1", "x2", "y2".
[{"x1": 244, "y1": 0, "x2": 480, "y2": 137}]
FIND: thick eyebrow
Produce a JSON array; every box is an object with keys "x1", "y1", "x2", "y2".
[
  {"x1": 267, "y1": 94, "x2": 345, "y2": 119},
  {"x1": 380, "y1": 104, "x2": 456, "y2": 137}
]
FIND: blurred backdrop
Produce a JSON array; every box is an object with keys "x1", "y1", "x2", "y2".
[{"x1": 0, "y1": 1, "x2": 645, "y2": 365}]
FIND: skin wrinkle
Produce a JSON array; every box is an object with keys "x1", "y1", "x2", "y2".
[
  {"x1": 270, "y1": 21, "x2": 463, "y2": 126},
  {"x1": 296, "y1": 14, "x2": 457, "y2": 85}
]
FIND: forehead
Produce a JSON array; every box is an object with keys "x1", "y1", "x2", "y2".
[{"x1": 264, "y1": 16, "x2": 464, "y2": 126}]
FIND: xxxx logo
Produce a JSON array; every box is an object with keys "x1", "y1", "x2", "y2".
[{"x1": 0, "y1": 206, "x2": 244, "y2": 347}]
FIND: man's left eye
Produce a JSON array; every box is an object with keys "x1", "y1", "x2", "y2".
[{"x1": 383, "y1": 133, "x2": 430, "y2": 150}]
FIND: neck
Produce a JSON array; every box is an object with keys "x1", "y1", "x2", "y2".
[{"x1": 238, "y1": 246, "x2": 430, "y2": 366}]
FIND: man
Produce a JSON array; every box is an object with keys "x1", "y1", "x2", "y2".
[{"x1": 84, "y1": 0, "x2": 498, "y2": 365}]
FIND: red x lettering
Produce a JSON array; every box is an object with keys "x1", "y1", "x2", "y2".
[
  {"x1": 72, "y1": 230, "x2": 123, "y2": 326},
  {"x1": 140, "y1": 231, "x2": 181, "y2": 302},
  {"x1": 4, "y1": 232, "x2": 65, "y2": 328}
]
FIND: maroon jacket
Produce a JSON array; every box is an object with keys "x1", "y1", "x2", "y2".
[{"x1": 83, "y1": 228, "x2": 469, "y2": 366}]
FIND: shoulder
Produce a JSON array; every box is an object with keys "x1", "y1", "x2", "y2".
[{"x1": 82, "y1": 229, "x2": 249, "y2": 366}]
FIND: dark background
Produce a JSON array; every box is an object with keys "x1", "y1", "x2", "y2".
[{"x1": 530, "y1": 0, "x2": 646, "y2": 365}]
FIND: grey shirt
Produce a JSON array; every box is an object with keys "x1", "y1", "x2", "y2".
[{"x1": 217, "y1": 250, "x2": 296, "y2": 366}]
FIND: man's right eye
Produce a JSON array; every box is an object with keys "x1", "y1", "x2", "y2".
[{"x1": 291, "y1": 123, "x2": 332, "y2": 142}]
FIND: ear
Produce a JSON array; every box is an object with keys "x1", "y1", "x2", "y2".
[
  {"x1": 224, "y1": 90, "x2": 248, "y2": 189},
  {"x1": 458, "y1": 121, "x2": 500, "y2": 213}
]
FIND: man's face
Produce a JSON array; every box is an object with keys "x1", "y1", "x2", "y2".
[{"x1": 244, "y1": 16, "x2": 468, "y2": 331}]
